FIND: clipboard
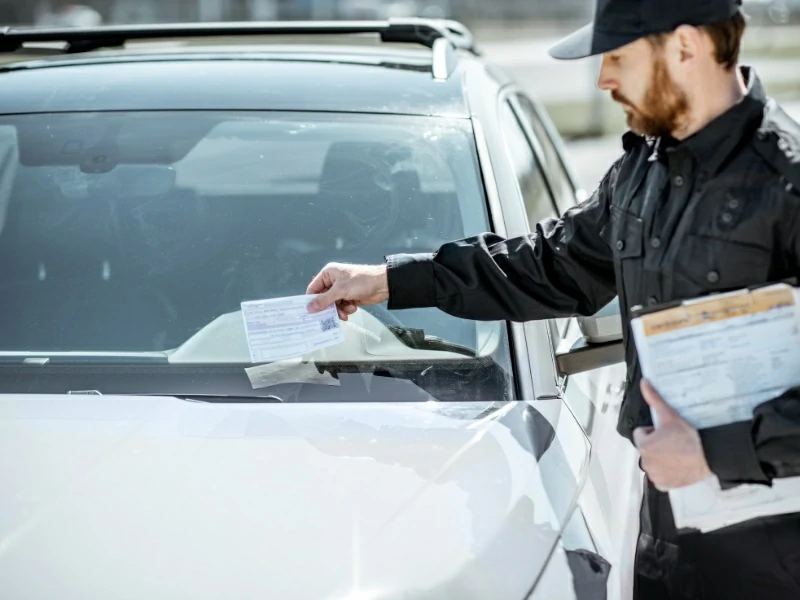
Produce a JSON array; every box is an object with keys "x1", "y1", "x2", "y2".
[
  {"x1": 630, "y1": 277, "x2": 799, "y2": 319},
  {"x1": 628, "y1": 276, "x2": 800, "y2": 532}
]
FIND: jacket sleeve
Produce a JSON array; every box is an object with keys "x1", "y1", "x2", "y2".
[
  {"x1": 699, "y1": 388, "x2": 800, "y2": 488},
  {"x1": 385, "y1": 163, "x2": 620, "y2": 323},
  {"x1": 699, "y1": 181, "x2": 800, "y2": 488}
]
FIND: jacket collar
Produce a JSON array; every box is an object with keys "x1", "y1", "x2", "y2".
[{"x1": 674, "y1": 66, "x2": 766, "y2": 175}]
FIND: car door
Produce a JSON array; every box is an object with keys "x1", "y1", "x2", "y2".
[
  {"x1": 554, "y1": 320, "x2": 640, "y2": 599},
  {"x1": 508, "y1": 90, "x2": 641, "y2": 599}
]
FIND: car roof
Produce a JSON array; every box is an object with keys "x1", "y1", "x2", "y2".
[
  {"x1": 0, "y1": 48, "x2": 470, "y2": 117},
  {"x1": 0, "y1": 21, "x2": 485, "y2": 117}
]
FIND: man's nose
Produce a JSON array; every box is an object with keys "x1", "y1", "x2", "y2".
[{"x1": 597, "y1": 61, "x2": 617, "y2": 92}]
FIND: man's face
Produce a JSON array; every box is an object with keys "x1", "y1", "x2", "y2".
[{"x1": 597, "y1": 37, "x2": 689, "y2": 138}]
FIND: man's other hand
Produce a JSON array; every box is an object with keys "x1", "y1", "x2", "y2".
[
  {"x1": 306, "y1": 263, "x2": 390, "y2": 321},
  {"x1": 633, "y1": 379, "x2": 713, "y2": 491}
]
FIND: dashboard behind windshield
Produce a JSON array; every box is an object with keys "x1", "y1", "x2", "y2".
[{"x1": 0, "y1": 111, "x2": 514, "y2": 401}]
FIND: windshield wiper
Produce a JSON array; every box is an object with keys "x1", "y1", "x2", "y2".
[
  {"x1": 386, "y1": 326, "x2": 476, "y2": 358},
  {"x1": 64, "y1": 391, "x2": 286, "y2": 403},
  {"x1": 165, "y1": 394, "x2": 285, "y2": 403}
]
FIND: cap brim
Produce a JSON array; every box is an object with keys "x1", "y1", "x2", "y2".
[{"x1": 548, "y1": 23, "x2": 642, "y2": 60}]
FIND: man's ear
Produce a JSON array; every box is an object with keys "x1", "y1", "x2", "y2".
[{"x1": 671, "y1": 25, "x2": 702, "y2": 64}]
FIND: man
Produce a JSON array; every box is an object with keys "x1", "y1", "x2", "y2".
[{"x1": 307, "y1": 0, "x2": 800, "y2": 597}]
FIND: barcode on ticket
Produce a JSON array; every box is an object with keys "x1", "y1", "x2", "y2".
[{"x1": 320, "y1": 317, "x2": 339, "y2": 332}]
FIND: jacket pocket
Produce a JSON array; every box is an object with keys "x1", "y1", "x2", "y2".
[
  {"x1": 609, "y1": 205, "x2": 644, "y2": 260},
  {"x1": 673, "y1": 235, "x2": 772, "y2": 294}
]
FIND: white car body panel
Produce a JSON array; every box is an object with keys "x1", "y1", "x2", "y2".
[{"x1": 1, "y1": 396, "x2": 590, "y2": 600}]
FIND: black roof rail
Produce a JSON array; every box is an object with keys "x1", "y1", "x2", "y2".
[{"x1": 0, "y1": 19, "x2": 478, "y2": 55}]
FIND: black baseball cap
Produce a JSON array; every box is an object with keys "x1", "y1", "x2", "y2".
[{"x1": 548, "y1": 0, "x2": 742, "y2": 60}]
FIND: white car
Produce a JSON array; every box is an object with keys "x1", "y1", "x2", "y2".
[{"x1": 0, "y1": 20, "x2": 640, "y2": 599}]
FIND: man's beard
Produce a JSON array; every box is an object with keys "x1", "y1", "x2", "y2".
[{"x1": 612, "y1": 57, "x2": 689, "y2": 138}]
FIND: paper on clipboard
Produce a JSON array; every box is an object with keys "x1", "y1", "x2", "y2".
[
  {"x1": 630, "y1": 283, "x2": 800, "y2": 532},
  {"x1": 631, "y1": 283, "x2": 800, "y2": 430},
  {"x1": 667, "y1": 471, "x2": 800, "y2": 533}
]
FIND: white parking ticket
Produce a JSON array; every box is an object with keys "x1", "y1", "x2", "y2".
[{"x1": 241, "y1": 295, "x2": 344, "y2": 363}]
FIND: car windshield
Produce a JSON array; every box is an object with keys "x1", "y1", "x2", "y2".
[{"x1": 0, "y1": 111, "x2": 515, "y2": 402}]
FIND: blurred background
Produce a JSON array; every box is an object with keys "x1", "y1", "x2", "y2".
[{"x1": 2, "y1": 0, "x2": 799, "y2": 192}]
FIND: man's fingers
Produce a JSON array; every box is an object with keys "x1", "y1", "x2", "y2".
[
  {"x1": 335, "y1": 301, "x2": 358, "y2": 321},
  {"x1": 632, "y1": 426, "x2": 654, "y2": 449},
  {"x1": 309, "y1": 285, "x2": 344, "y2": 314},
  {"x1": 640, "y1": 379, "x2": 680, "y2": 424},
  {"x1": 307, "y1": 271, "x2": 328, "y2": 296},
  {"x1": 653, "y1": 481, "x2": 670, "y2": 493},
  {"x1": 341, "y1": 303, "x2": 358, "y2": 316}
]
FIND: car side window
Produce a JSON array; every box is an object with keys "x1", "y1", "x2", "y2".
[
  {"x1": 513, "y1": 94, "x2": 579, "y2": 216},
  {"x1": 499, "y1": 100, "x2": 558, "y2": 229}
]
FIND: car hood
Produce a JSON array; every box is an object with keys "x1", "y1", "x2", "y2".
[{"x1": 0, "y1": 395, "x2": 590, "y2": 600}]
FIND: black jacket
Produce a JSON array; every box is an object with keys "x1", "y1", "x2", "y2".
[{"x1": 385, "y1": 68, "x2": 800, "y2": 490}]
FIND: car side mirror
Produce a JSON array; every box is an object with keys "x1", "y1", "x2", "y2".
[{"x1": 555, "y1": 297, "x2": 625, "y2": 376}]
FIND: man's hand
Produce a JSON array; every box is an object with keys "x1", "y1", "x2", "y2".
[
  {"x1": 306, "y1": 263, "x2": 390, "y2": 321},
  {"x1": 633, "y1": 379, "x2": 713, "y2": 491}
]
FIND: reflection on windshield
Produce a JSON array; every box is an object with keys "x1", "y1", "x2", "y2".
[{"x1": 0, "y1": 111, "x2": 515, "y2": 401}]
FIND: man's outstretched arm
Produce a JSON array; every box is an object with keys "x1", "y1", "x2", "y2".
[{"x1": 309, "y1": 160, "x2": 622, "y2": 323}]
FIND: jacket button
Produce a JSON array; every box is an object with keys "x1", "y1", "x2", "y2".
[
  {"x1": 721, "y1": 212, "x2": 734, "y2": 224},
  {"x1": 626, "y1": 417, "x2": 635, "y2": 429},
  {"x1": 648, "y1": 296, "x2": 659, "y2": 306},
  {"x1": 727, "y1": 198, "x2": 739, "y2": 210},
  {"x1": 650, "y1": 237, "x2": 661, "y2": 249},
  {"x1": 673, "y1": 175, "x2": 685, "y2": 187},
  {"x1": 616, "y1": 240, "x2": 625, "y2": 251},
  {"x1": 707, "y1": 270, "x2": 720, "y2": 284}
]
